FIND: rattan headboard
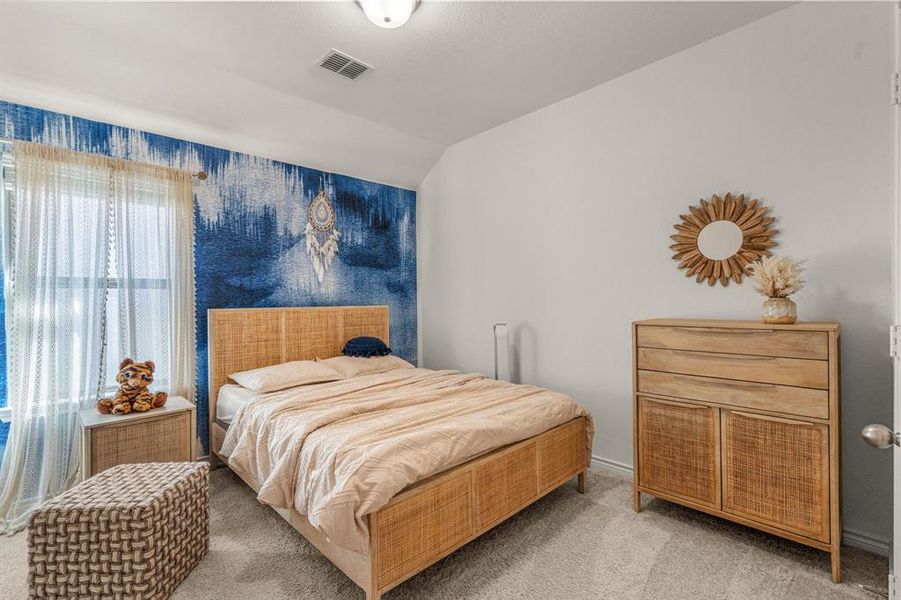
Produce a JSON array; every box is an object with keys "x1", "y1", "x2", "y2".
[{"x1": 206, "y1": 305, "x2": 389, "y2": 436}]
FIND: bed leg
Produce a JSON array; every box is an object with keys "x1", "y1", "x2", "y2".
[
  {"x1": 367, "y1": 512, "x2": 381, "y2": 600},
  {"x1": 577, "y1": 470, "x2": 587, "y2": 494}
]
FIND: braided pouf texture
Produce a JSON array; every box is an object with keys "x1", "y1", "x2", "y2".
[{"x1": 27, "y1": 462, "x2": 209, "y2": 599}]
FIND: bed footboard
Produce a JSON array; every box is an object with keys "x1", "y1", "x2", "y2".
[{"x1": 367, "y1": 416, "x2": 589, "y2": 599}]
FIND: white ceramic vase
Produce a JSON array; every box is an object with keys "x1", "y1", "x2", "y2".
[{"x1": 761, "y1": 297, "x2": 797, "y2": 324}]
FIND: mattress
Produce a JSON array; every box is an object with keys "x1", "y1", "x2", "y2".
[{"x1": 215, "y1": 384, "x2": 259, "y2": 425}]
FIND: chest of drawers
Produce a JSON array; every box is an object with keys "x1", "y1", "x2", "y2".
[{"x1": 632, "y1": 319, "x2": 841, "y2": 582}]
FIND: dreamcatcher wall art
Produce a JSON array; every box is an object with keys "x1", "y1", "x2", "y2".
[{"x1": 305, "y1": 190, "x2": 341, "y2": 282}]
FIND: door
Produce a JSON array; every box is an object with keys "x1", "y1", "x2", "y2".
[
  {"x1": 863, "y1": 8, "x2": 901, "y2": 598},
  {"x1": 723, "y1": 410, "x2": 830, "y2": 542},
  {"x1": 637, "y1": 396, "x2": 721, "y2": 508},
  {"x1": 889, "y1": 3, "x2": 901, "y2": 600}
]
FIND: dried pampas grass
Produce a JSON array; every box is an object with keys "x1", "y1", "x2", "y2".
[{"x1": 748, "y1": 255, "x2": 804, "y2": 298}]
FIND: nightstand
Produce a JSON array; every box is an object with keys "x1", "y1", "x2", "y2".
[{"x1": 80, "y1": 396, "x2": 197, "y2": 480}]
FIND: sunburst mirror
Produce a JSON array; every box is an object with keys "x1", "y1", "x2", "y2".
[{"x1": 671, "y1": 193, "x2": 777, "y2": 287}]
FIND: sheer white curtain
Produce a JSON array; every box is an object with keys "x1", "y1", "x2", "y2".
[
  {"x1": 0, "y1": 142, "x2": 110, "y2": 531},
  {"x1": 0, "y1": 142, "x2": 195, "y2": 532},
  {"x1": 107, "y1": 161, "x2": 196, "y2": 400}
]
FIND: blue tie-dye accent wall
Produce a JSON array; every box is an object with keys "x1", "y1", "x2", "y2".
[{"x1": 0, "y1": 101, "x2": 417, "y2": 454}]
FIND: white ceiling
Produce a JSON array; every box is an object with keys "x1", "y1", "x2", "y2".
[{"x1": 0, "y1": 2, "x2": 790, "y2": 189}]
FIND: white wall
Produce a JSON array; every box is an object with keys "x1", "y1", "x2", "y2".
[{"x1": 418, "y1": 2, "x2": 895, "y2": 547}]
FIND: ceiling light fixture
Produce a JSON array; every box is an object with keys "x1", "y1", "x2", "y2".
[{"x1": 358, "y1": 0, "x2": 419, "y2": 29}]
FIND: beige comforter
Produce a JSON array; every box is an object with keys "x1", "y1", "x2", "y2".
[{"x1": 219, "y1": 367, "x2": 592, "y2": 553}]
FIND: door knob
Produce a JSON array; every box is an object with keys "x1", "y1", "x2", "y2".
[{"x1": 861, "y1": 424, "x2": 900, "y2": 449}]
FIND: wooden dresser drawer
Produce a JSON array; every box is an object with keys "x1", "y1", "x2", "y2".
[
  {"x1": 637, "y1": 370, "x2": 829, "y2": 419},
  {"x1": 637, "y1": 347, "x2": 828, "y2": 389},
  {"x1": 636, "y1": 325, "x2": 828, "y2": 360}
]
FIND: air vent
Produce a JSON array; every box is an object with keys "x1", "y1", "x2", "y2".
[{"x1": 318, "y1": 49, "x2": 373, "y2": 81}]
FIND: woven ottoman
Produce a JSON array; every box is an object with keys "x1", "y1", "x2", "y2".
[{"x1": 28, "y1": 462, "x2": 209, "y2": 599}]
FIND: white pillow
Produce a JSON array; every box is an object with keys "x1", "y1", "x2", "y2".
[
  {"x1": 229, "y1": 360, "x2": 343, "y2": 393},
  {"x1": 318, "y1": 355, "x2": 415, "y2": 379}
]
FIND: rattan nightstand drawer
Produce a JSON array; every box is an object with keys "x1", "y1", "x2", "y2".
[{"x1": 80, "y1": 396, "x2": 197, "y2": 479}]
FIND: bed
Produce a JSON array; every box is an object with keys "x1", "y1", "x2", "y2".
[{"x1": 207, "y1": 305, "x2": 591, "y2": 600}]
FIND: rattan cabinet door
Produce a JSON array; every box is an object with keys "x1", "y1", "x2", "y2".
[
  {"x1": 722, "y1": 410, "x2": 830, "y2": 542},
  {"x1": 638, "y1": 397, "x2": 720, "y2": 508}
]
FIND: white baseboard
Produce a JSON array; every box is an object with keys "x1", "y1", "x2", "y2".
[
  {"x1": 591, "y1": 454, "x2": 633, "y2": 478},
  {"x1": 843, "y1": 528, "x2": 891, "y2": 558},
  {"x1": 589, "y1": 454, "x2": 891, "y2": 558}
]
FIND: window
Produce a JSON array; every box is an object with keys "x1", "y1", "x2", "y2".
[
  {"x1": 103, "y1": 180, "x2": 178, "y2": 394},
  {"x1": 0, "y1": 141, "x2": 195, "y2": 410}
]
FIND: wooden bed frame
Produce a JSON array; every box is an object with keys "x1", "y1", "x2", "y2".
[{"x1": 207, "y1": 306, "x2": 589, "y2": 600}]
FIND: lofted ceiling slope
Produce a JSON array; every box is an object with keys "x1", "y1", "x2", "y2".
[{"x1": 0, "y1": 2, "x2": 790, "y2": 188}]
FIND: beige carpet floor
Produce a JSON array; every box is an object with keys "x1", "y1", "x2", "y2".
[{"x1": 0, "y1": 468, "x2": 888, "y2": 600}]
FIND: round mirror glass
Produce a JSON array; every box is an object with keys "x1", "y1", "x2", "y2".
[{"x1": 697, "y1": 220, "x2": 743, "y2": 260}]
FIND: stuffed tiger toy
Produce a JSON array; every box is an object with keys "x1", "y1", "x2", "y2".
[{"x1": 96, "y1": 358, "x2": 168, "y2": 415}]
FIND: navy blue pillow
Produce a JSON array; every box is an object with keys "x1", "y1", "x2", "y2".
[{"x1": 342, "y1": 336, "x2": 392, "y2": 358}]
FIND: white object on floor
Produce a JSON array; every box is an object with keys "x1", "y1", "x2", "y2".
[{"x1": 494, "y1": 323, "x2": 511, "y2": 382}]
